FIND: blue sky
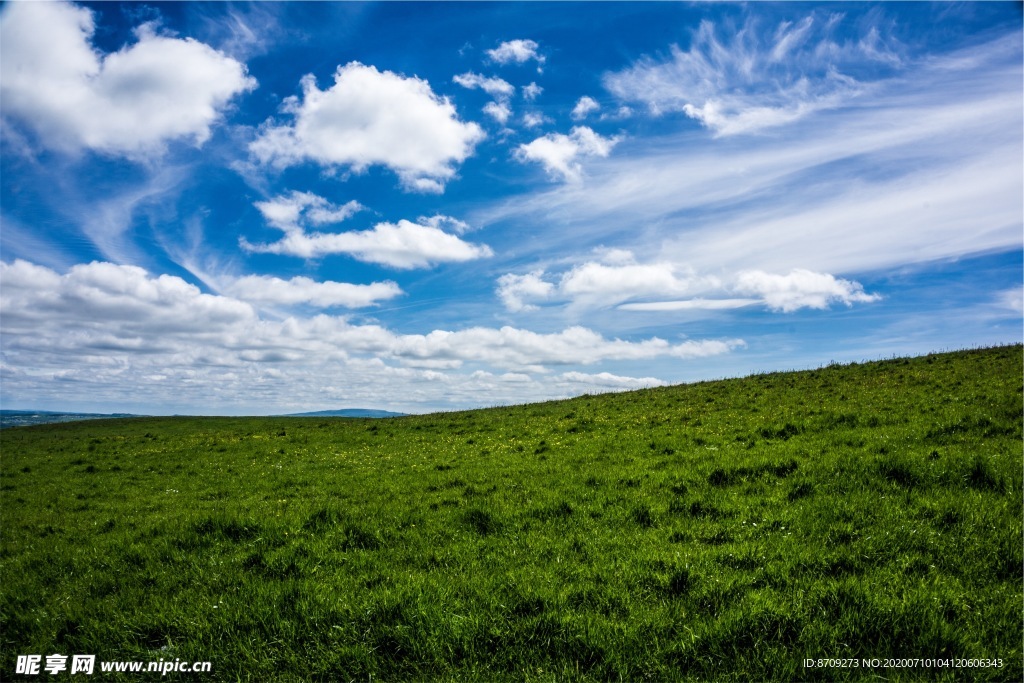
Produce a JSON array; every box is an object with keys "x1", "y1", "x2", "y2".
[{"x1": 1, "y1": 1, "x2": 1021, "y2": 415}]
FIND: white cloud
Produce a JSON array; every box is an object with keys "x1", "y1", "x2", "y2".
[
  {"x1": 250, "y1": 62, "x2": 485, "y2": 193},
  {"x1": 571, "y1": 96, "x2": 600, "y2": 120},
  {"x1": 418, "y1": 214, "x2": 472, "y2": 235},
  {"x1": 495, "y1": 259, "x2": 706, "y2": 311},
  {"x1": 560, "y1": 261, "x2": 706, "y2": 307},
  {"x1": 522, "y1": 82, "x2": 543, "y2": 101},
  {"x1": 244, "y1": 192, "x2": 489, "y2": 268},
  {"x1": 516, "y1": 126, "x2": 620, "y2": 182},
  {"x1": 602, "y1": 15, "x2": 875, "y2": 135},
  {"x1": 592, "y1": 247, "x2": 637, "y2": 265},
  {"x1": 857, "y1": 26, "x2": 903, "y2": 67},
  {"x1": 619, "y1": 299, "x2": 758, "y2": 312},
  {"x1": 0, "y1": 0, "x2": 256, "y2": 156},
  {"x1": 453, "y1": 72, "x2": 515, "y2": 125},
  {"x1": 483, "y1": 100, "x2": 512, "y2": 124},
  {"x1": 559, "y1": 371, "x2": 667, "y2": 389},
  {"x1": 0, "y1": 260, "x2": 741, "y2": 412},
  {"x1": 463, "y1": 369, "x2": 673, "y2": 402},
  {"x1": 194, "y1": 3, "x2": 281, "y2": 61},
  {"x1": 734, "y1": 269, "x2": 881, "y2": 312},
  {"x1": 496, "y1": 260, "x2": 879, "y2": 314},
  {"x1": 254, "y1": 191, "x2": 364, "y2": 230},
  {"x1": 242, "y1": 217, "x2": 493, "y2": 269},
  {"x1": 0, "y1": 259, "x2": 255, "y2": 334},
  {"x1": 487, "y1": 39, "x2": 545, "y2": 66},
  {"x1": 382, "y1": 325, "x2": 739, "y2": 369},
  {"x1": 600, "y1": 106, "x2": 634, "y2": 121},
  {"x1": 452, "y1": 72, "x2": 515, "y2": 99},
  {"x1": 521, "y1": 112, "x2": 550, "y2": 129},
  {"x1": 771, "y1": 16, "x2": 815, "y2": 62},
  {"x1": 222, "y1": 275, "x2": 402, "y2": 309},
  {"x1": 995, "y1": 287, "x2": 1023, "y2": 314},
  {"x1": 496, "y1": 271, "x2": 555, "y2": 312}
]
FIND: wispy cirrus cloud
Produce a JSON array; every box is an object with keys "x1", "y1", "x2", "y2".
[
  {"x1": 603, "y1": 13, "x2": 904, "y2": 135},
  {"x1": 483, "y1": 31, "x2": 1022, "y2": 282}
]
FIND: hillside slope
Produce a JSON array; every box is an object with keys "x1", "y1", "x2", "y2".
[{"x1": 1, "y1": 346, "x2": 1021, "y2": 681}]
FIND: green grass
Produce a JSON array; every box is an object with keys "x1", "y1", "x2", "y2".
[{"x1": 2, "y1": 346, "x2": 1021, "y2": 681}]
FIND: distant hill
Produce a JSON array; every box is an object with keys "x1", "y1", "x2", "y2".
[
  {"x1": 0, "y1": 408, "x2": 406, "y2": 429},
  {"x1": 280, "y1": 409, "x2": 407, "y2": 418},
  {"x1": 0, "y1": 410, "x2": 143, "y2": 429}
]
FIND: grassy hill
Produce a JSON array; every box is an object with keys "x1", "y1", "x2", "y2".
[{"x1": 1, "y1": 346, "x2": 1021, "y2": 681}]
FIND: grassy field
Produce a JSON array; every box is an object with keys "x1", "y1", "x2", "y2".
[{"x1": 1, "y1": 346, "x2": 1021, "y2": 681}]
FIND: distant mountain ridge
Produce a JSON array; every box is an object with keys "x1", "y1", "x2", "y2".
[
  {"x1": 1, "y1": 408, "x2": 405, "y2": 429},
  {"x1": 0, "y1": 410, "x2": 143, "y2": 429},
  {"x1": 280, "y1": 409, "x2": 407, "y2": 418}
]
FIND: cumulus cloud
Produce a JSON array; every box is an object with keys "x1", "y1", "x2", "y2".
[
  {"x1": 602, "y1": 14, "x2": 899, "y2": 135},
  {"x1": 522, "y1": 82, "x2": 543, "y2": 101},
  {"x1": 254, "y1": 191, "x2": 364, "y2": 230},
  {"x1": 221, "y1": 275, "x2": 402, "y2": 309},
  {"x1": 0, "y1": 259, "x2": 255, "y2": 334},
  {"x1": 242, "y1": 214, "x2": 492, "y2": 269},
  {"x1": 453, "y1": 72, "x2": 515, "y2": 124},
  {"x1": 452, "y1": 72, "x2": 515, "y2": 99},
  {"x1": 487, "y1": 39, "x2": 545, "y2": 66},
  {"x1": 734, "y1": 269, "x2": 881, "y2": 312},
  {"x1": 250, "y1": 62, "x2": 484, "y2": 193},
  {"x1": 559, "y1": 261, "x2": 706, "y2": 306},
  {"x1": 496, "y1": 271, "x2": 555, "y2": 312},
  {"x1": 496, "y1": 259, "x2": 880, "y2": 314},
  {"x1": 0, "y1": 260, "x2": 741, "y2": 411},
  {"x1": 0, "y1": 261, "x2": 738, "y2": 370},
  {"x1": 242, "y1": 192, "x2": 489, "y2": 268},
  {"x1": 521, "y1": 112, "x2": 550, "y2": 128},
  {"x1": 516, "y1": 126, "x2": 620, "y2": 182},
  {"x1": 498, "y1": 255, "x2": 717, "y2": 312},
  {"x1": 0, "y1": 0, "x2": 256, "y2": 156},
  {"x1": 483, "y1": 100, "x2": 512, "y2": 124},
  {"x1": 381, "y1": 325, "x2": 739, "y2": 369},
  {"x1": 571, "y1": 96, "x2": 600, "y2": 120}
]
